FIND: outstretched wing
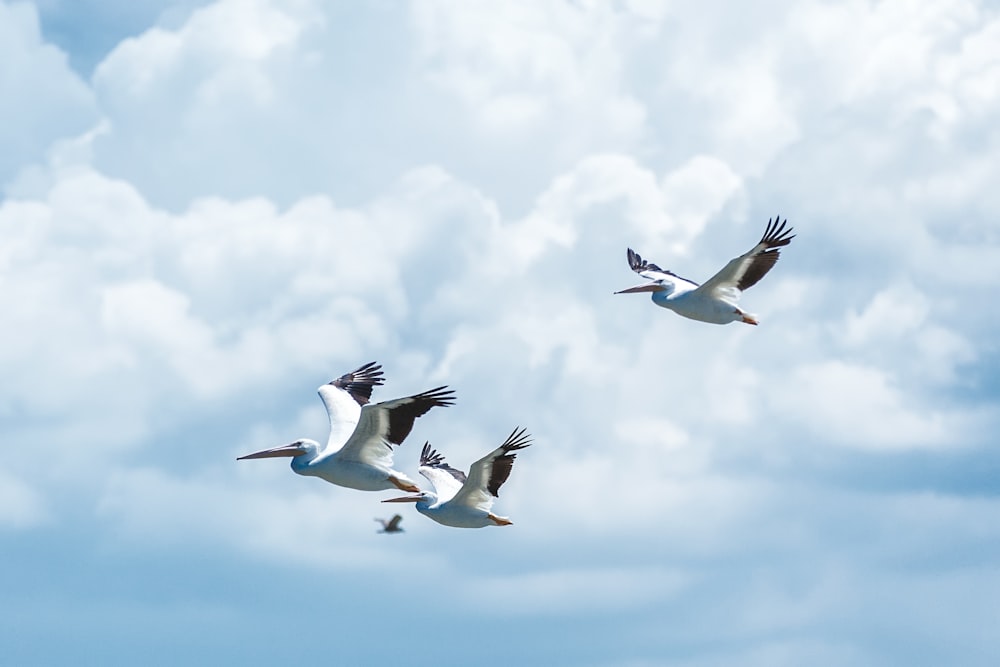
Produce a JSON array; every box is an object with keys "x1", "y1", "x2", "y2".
[
  {"x1": 317, "y1": 362, "x2": 386, "y2": 452},
  {"x1": 626, "y1": 248, "x2": 695, "y2": 285},
  {"x1": 332, "y1": 386, "x2": 456, "y2": 468},
  {"x1": 694, "y1": 217, "x2": 795, "y2": 299},
  {"x1": 386, "y1": 514, "x2": 403, "y2": 532},
  {"x1": 450, "y1": 427, "x2": 532, "y2": 512},
  {"x1": 418, "y1": 442, "x2": 467, "y2": 503},
  {"x1": 618, "y1": 248, "x2": 700, "y2": 296}
]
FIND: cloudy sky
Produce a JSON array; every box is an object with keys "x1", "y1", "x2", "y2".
[{"x1": 3, "y1": 0, "x2": 999, "y2": 664}]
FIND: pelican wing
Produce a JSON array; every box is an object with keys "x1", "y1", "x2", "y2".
[
  {"x1": 450, "y1": 427, "x2": 532, "y2": 511},
  {"x1": 626, "y1": 248, "x2": 694, "y2": 284},
  {"x1": 333, "y1": 386, "x2": 456, "y2": 467},
  {"x1": 694, "y1": 217, "x2": 795, "y2": 298},
  {"x1": 418, "y1": 442, "x2": 467, "y2": 503},
  {"x1": 621, "y1": 248, "x2": 700, "y2": 296},
  {"x1": 318, "y1": 362, "x2": 385, "y2": 452},
  {"x1": 386, "y1": 514, "x2": 403, "y2": 532}
]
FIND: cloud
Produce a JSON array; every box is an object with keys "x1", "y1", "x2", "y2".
[
  {"x1": 779, "y1": 360, "x2": 951, "y2": 449},
  {"x1": 0, "y1": 1, "x2": 98, "y2": 185},
  {"x1": 412, "y1": 0, "x2": 649, "y2": 138}
]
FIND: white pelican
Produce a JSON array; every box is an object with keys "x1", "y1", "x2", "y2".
[
  {"x1": 375, "y1": 514, "x2": 404, "y2": 534},
  {"x1": 616, "y1": 217, "x2": 795, "y2": 325},
  {"x1": 237, "y1": 362, "x2": 455, "y2": 492},
  {"x1": 383, "y1": 427, "x2": 532, "y2": 528}
]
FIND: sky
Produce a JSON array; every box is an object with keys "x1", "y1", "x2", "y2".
[{"x1": 2, "y1": 0, "x2": 999, "y2": 664}]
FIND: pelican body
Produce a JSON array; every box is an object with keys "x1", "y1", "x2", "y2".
[
  {"x1": 616, "y1": 217, "x2": 795, "y2": 325},
  {"x1": 237, "y1": 362, "x2": 455, "y2": 493},
  {"x1": 384, "y1": 427, "x2": 532, "y2": 528}
]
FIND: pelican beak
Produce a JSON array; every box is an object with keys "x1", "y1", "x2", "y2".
[
  {"x1": 382, "y1": 496, "x2": 422, "y2": 503},
  {"x1": 237, "y1": 442, "x2": 307, "y2": 460},
  {"x1": 615, "y1": 282, "x2": 666, "y2": 294}
]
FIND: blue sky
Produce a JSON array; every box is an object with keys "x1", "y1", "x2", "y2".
[{"x1": 2, "y1": 0, "x2": 999, "y2": 664}]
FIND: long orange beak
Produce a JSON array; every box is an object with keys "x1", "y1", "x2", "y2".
[
  {"x1": 382, "y1": 496, "x2": 422, "y2": 503},
  {"x1": 236, "y1": 443, "x2": 307, "y2": 460},
  {"x1": 614, "y1": 282, "x2": 667, "y2": 294}
]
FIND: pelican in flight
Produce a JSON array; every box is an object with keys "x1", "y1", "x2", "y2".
[
  {"x1": 616, "y1": 217, "x2": 795, "y2": 325},
  {"x1": 237, "y1": 362, "x2": 455, "y2": 492},
  {"x1": 375, "y1": 514, "x2": 404, "y2": 534},
  {"x1": 383, "y1": 427, "x2": 532, "y2": 528}
]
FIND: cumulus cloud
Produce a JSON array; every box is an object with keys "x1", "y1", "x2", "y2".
[{"x1": 0, "y1": 1, "x2": 98, "y2": 185}]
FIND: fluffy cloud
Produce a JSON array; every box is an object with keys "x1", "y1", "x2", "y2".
[{"x1": 0, "y1": 1, "x2": 97, "y2": 184}]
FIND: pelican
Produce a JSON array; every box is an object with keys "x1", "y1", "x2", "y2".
[
  {"x1": 375, "y1": 514, "x2": 404, "y2": 534},
  {"x1": 237, "y1": 362, "x2": 455, "y2": 492},
  {"x1": 616, "y1": 217, "x2": 795, "y2": 325},
  {"x1": 383, "y1": 427, "x2": 532, "y2": 528}
]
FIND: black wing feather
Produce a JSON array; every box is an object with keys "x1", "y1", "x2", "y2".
[
  {"x1": 487, "y1": 427, "x2": 532, "y2": 497},
  {"x1": 420, "y1": 441, "x2": 468, "y2": 484},
  {"x1": 385, "y1": 386, "x2": 456, "y2": 445},
  {"x1": 626, "y1": 248, "x2": 693, "y2": 284},
  {"x1": 736, "y1": 216, "x2": 796, "y2": 291},
  {"x1": 330, "y1": 361, "x2": 385, "y2": 406},
  {"x1": 627, "y1": 247, "x2": 667, "y2": 273}
]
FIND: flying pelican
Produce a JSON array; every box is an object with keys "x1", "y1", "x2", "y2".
[
  {"x1": 237, "y1": 362, "x2": 455, "y2": 492},
  {"x1": 383, "y1": 427, "x2": 531, "y2": 528},
  {"x1": 616, "y1": 217, "x2": 795, "y2": 325},
  {"x1": 375, "y1": 514, "x2": 404, "y2": 534}
]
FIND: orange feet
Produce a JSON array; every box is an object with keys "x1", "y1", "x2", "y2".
[{"x1": 389, "y1": 477, "x2": 420, "y2": 492}]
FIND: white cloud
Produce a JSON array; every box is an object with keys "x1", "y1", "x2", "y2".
[
  {"x1": 412, "y1": 0, "x2": 650, "y2": 138},
  {"x1": 94, "y1": 0, "x2": 313, "y2": 99},
  {"x1": 779, "y1": 360, "x2": 952, "y2": 449},
  {"x1": 0, "y1": 1, "x2": 97, "y2": 184}
]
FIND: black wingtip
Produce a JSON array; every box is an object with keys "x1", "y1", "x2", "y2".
[
  {"x1": 328, "y1": 361, "x2": 387, "y2": 406},
  {"x1": 760, "y1": 216, "x2": 795, "y2": 248},
  {"x1": 418, "y1": 385, "x2": 457, "y2": 407},
  {"x1": 500, "y1": 426, "x2": 533, "y2": 452},
  {"x1": 420, "y1": 441, "x2": 447, "y2": 467}
]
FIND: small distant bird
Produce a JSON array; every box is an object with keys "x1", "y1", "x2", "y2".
[
  {"x1": 616, "y1": 217, "x2": 795, "y2": 325},
  {"x1": 375, "y1": 514, "x2": 404, "y2": 534},
  {"x1": 237, "y1": 362, "x2": 455, "y2": 492},
  {"x1": 383, "y1": 427, "x2": 532, "y2": 528}
]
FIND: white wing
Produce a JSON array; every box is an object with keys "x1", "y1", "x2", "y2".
[
  {"x1": 624, "y1": 248, "x2": 700, "y2": 293},
  {"x1": 418, "y1": 442, "x2": 467, "y2": 503},
  {"x1": 449, "y1": 428, "x2": 531, "y2": 512},
  {"x1": 317, "y1": 362, "x2": 385, "y2": 453},
  {"x1": 692, "y1": 217, "x2": 794, "y2": 300},
  {"x1": 332, "y1": 386, "x2": 455, "y2": 467}
]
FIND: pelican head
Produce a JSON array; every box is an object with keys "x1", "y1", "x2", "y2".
[
  {"x1": 237, "y1": 439, "x2": 321, "y2": 475},
  {"x1": 382, "y1": 490, "x2": 436, "y2": 508}
]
